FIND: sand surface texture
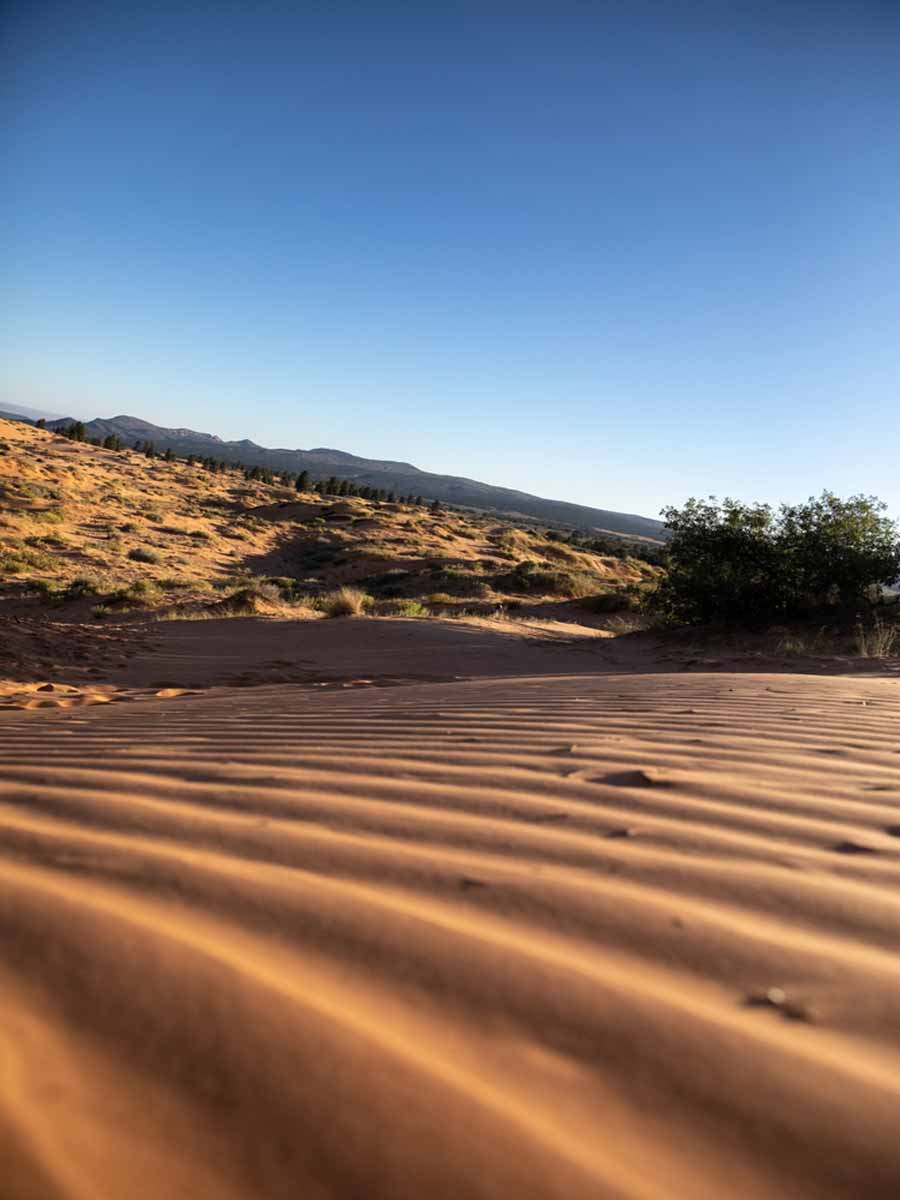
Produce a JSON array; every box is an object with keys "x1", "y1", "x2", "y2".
[{"x1": 2, "y1": 670, "x2": 900, "y2": 1199}]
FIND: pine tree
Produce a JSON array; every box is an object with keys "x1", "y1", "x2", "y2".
[{"x1": 297, "y1": 470, "x2": 311, "y2": 492}]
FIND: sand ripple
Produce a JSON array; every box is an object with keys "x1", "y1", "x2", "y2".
[{"x1": 1, "y1": 672, "x2": 900, "y2": 1198}]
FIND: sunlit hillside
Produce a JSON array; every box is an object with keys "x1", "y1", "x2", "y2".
[{"x1": 0, "y1": 418, "x2": 658, "y2": 621}]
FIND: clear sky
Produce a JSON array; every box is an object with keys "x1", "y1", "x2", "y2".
[{"x1": 3, "y1": 0, "x2": 899, "y2": 520}]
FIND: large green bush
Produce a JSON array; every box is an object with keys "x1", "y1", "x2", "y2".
[
  {"x1": 653, "y1": 493, "x2": 900, "y2": 625},
  {"x1": 778, "y1": 493, "x2": 900, "y2": 609}
]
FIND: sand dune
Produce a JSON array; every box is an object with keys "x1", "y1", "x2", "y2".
[{"x1": 2, "y1": 670, "x2": 900, "y2": 1198}]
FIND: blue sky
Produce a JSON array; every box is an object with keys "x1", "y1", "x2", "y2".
[{"x1": 3, "y1": 0, "x2": 899, "y2": 519}]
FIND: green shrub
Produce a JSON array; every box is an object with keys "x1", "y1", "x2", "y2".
[
  {"x1": 69, "y1": 577, "x2": 100, "y2": 599},
  {"x1": 779, "y1": 494, "x2": 900, "y2": 610},
  {"x1": 104, "y1": 579, "x2": 162, "y2": 608},
  {"x1": 581, "y1": 586, "x2": 644, "y2": 614},
  {"x1": 654, "y1": 493, "x2": 900, "y2": 626},
  {"x1": 125, "y1": 578, "x2": 158, "y2": 597},
  {"x1": 31, "y1": 579, "x2": 55, "y2": 601},
  {"x1": 388, "y1": 599, "x2": 429, "y2": 618}
]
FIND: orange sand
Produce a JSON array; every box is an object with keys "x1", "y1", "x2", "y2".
[{"x1": 2, "y1": 670, "x2": 900, "y2": 1198}]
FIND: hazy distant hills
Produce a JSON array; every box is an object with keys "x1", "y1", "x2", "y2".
[{"x1": 4, "y1": 409, "x2": 664, "y2": 540}]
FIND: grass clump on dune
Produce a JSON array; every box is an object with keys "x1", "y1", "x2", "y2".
[
  {"x1": 220, "y1": 581, "x2": 282, "y2": 613},
  {"x1": 208, "y1": 580, "x2": 317, "y2": 618},
  {"x1": 321, "y1": 586, "x2": 372, "y2": 617},
  {"x1": 853, "y1": 616, "x2": 898, "y2": 659}
]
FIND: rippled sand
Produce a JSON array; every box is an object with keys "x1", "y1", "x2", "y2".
[{"x1": 2, "y1": 671, "x2": 900, "y2": 1198}]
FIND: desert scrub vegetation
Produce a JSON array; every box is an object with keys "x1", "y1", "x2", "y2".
[
  {"x1": 218, "y1": 581, "x2": 283, "y2": 613},
  {"x1": 775, "y1": 627, "x2": 835, "y2": 657},
  {"x1": 30, "y1": 507, "x2": 65, "y2": 525},
  {"x1": 494, "y1": 560, "x2": 598, "y2": 599},
  {"x1": 604, "y1": 613, "x2": 648, "y2": 635},
  {"x1": 33, "y1": 577, "x2": 104, "y2": 605},
  {"x1": 579, "y1": 584, "x2": 647, "y2": 614},
  {"x1": 109, "y1": 579, "x2": 162, "y2": 607},
  {"x1": 24, "y1": 533, "x2": 68, "y2": 548},
  {"x1": 654, "y1": 493, "x2": 900, "y2": 626},
  {"x1": 128, "y1": 546, "x2": 161, "y2": 564},
  {"x1": 1, "y1": 545, "x2": 54, "y2": 574},
  {"x1": 381, "y1": 599, "x2": 429, "y2": 618},
  {"x1": 321, "y1": 586, "x2": 372, "y2": 617}
]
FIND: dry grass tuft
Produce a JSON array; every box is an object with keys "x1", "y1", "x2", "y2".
[
  {"x1": 853, "y1": 616, "x2": 899, "y2": 659},
  {"x1": 322, "y1": 586, "x2": 372, "y2": 617}
]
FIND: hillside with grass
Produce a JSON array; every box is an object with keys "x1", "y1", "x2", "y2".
[
  {"x1": 4, "y1": 409, "x2": 667, "y2": 541},
  {"x1": 0, "y1": 418, "x2": 659, "y2": 623}
]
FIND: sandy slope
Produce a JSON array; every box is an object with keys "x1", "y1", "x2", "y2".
[
  {"x1": 0, "y1": 613, "x2": 612, "y2": 701},
  {"x1": 2, "y1": 670, "x2": 900, "y2": 1198}
]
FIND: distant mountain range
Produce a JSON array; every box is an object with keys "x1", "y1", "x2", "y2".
[{"x1": 1, "y1": 408, "x2": 664, "y2": 541}]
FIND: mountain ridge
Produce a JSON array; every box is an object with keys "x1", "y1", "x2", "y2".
[{"x1": 4, "y1": 408, "x2": 664, "y2": 540}]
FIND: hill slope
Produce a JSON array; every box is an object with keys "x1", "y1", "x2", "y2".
[
  {"x1": 0, "y1": 418, "x2": 657, "y2": 619},
  {"x1": 27, "y1": 412, "x2": 664, "y2": 541}
]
